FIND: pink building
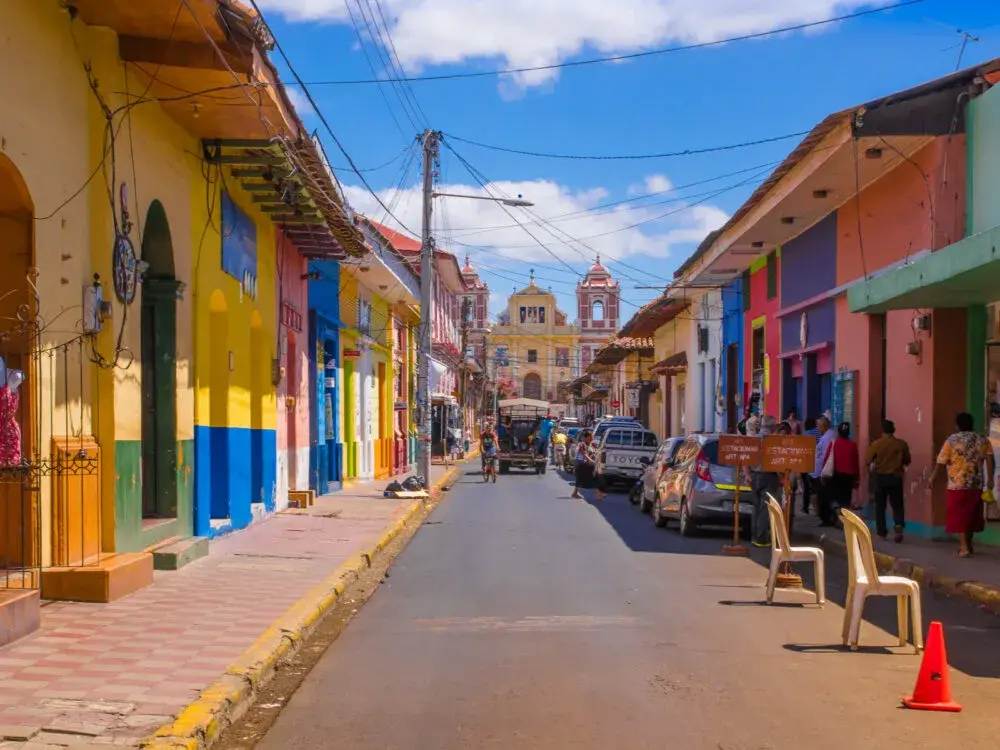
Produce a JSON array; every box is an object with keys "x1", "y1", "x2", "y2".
[
  {"x1": 578, "y1": 257, "x2": 620, "y2": 372},
  {"x1": 276, "y1": 230, "x2": 311, "y2": 509}
]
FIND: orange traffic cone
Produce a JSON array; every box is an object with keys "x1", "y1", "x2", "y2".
[{"x1": 902, "y1": 621, "x2": 962, "y2": 712}]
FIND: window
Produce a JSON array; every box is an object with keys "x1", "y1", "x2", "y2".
[
  {"x1": 527, "y1": 349, "x2": 538, "y2": 363},
  {"x1": 555, "y1": 348, "x2": 569, "y2": 367},
  {"x1": 676, "y1": 437, "x2": 699, "y2": 466},
  {"x1": 523, "y1": 372, "x2": 542, "y2": 400},
  {"x1": 641, "y1": 432, "x2": 659, "y2": 448},
  {"x1": 538, "y1": 306, "x2": 546, "y2": 324},
  {"x1": 520, "y1": 306, "x2": 527, "y2": 324},
  {"x1": 701, "y1": 439, "x2": 720, "y2": 464},
  {"x1": 766, "y1": 251, "x2": 778, "y2": 300},
  {"x1": 604, "y1": 430, "x2": 623, "y2": 446},
  {"x1": 741, "y1": 270, "x2": 751, "y2": 312},
  {"x1": 592, "y1": 300, "x2": 605, "y2": 321}
]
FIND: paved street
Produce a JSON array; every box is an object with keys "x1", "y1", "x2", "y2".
[{"x1": 258, "y1": 465, "x2": 1000, "y2": 750}]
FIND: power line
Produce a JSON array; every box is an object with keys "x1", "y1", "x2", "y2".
[
  {"x1": 282, "y1": 1, "x2": 923, "y2": 86},
  {"x1": 245, "y1": 0, "x2": 421, "y2": 237},
  {"x1": 443, "y1": 130, "x2": 808, "y2": 161}
]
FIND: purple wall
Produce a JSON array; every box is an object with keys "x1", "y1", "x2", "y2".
[
  {"x1": 779, "y1": 211, "x2": 837, "y2": 353},
  {"x1": 780, "y1": 212, "x2": 837, "y2": 307}
]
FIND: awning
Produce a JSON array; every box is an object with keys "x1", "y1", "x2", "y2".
[
  {"x1": 618, "y1": 294, "x2": 689, "y2": 338},
  {"x1": 650, "y1": 351, "x2": 688, "y2": 374},
  {"x1": 848, "y1": 226, "x2": 1000, "y2": 313},
  {"x1": 584, "y1": 388, "x2": 610, "y2": 403},
  {"x1": 429, "y1": 357, "x2": 448, "y2": 393}
]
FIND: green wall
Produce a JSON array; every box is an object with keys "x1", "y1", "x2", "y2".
[
  {"x1": 969, "y1": 83, "x2": 1000, "y2": 235},
  {"x1": 115, "y1": 439, "x2": 194, "y2": 551}
]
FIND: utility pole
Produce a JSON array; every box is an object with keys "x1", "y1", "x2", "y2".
[
  {"x1": 417, "y1": 129, "x2": 440, "y2": 487},
  {"x1": 459, "y1": 297, "x2": 471, "y2": 436}
]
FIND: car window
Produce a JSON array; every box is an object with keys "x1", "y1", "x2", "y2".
[
  {"x1": 604, "y1": 430, "x2": 622, "y2": 447},
  {"x1": 701, "y1": 439, "x2": 720, "y2": 464},
  {"x1": 654, "y1": 443, "x2": 670, "y2": 461},
  {"x1": 641, "y1": 432, "x2": 658, "y2": 448},
  {"x1": 670, "y1": 439, "x2": 684, "y2": 458}
]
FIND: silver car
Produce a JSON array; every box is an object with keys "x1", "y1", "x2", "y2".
[
  {"x1": 653, "y1": 434, "x2": 753, "y2": 536},
  {"x1": 631, "y1": 437, "x2": 685, "y2": 513}
]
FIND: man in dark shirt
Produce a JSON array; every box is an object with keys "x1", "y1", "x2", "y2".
[{"x1": 865, "y1": 419, "x2": 911, "y2": 542}]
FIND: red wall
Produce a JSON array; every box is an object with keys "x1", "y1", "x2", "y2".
[
  {"x1": 744, "y1": 257, "x2": 782, "y2": 418},
  {"x1": 835, "y1": 137, "x2": 966, "y2": 527}
]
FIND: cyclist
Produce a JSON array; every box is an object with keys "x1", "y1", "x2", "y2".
[{"x1": 480, "y1": 423, "x2": 498, "y2": 474}]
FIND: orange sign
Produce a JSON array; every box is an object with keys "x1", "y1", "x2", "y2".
[
  {"x1": 762, "y1": 435, "x2": 816, "y2": 474},
  {"x1": 717, "y1": 435, "x2": 762, "y2": 467}
]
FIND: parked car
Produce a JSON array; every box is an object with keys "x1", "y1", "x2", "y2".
[
  {"x1": 631, "y1": 437, "x2": 685, "y2": 513},
  {"x1": 653, "y1": 434, "x2": 753, "y2": 536},
  {"x1": 595, "y1": 425, "x2": 659, "y2": 488}
]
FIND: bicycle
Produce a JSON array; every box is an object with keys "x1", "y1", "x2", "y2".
[{"x1": 482, "y1": 454, "x2": 498, "y2": 483}]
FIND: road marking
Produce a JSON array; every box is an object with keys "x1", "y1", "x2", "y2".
[{"x1": 416, "y1": 615, "x2": 640, "y2": 632}]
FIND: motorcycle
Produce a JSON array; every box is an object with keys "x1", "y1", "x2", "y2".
[
  {"x1": 628, "y1": 478, "x2": 644, "y2": 505},
  {"x1": 483, "y1": 454, "x2": 498, "y2": 483},
  {"x1": 554, "y1": 442, "x2": 566, "y2": 470}
]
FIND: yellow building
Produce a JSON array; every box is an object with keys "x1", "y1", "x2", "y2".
[
  {"x1": 0, "y1": 0, "x2": 364, "y2": 637},
  {"x1": 487, "y1": 273, "x2": 580, "y2": 405}
]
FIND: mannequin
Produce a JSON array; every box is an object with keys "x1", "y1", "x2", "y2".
[{"x1": 0, "y1": 364, "x2": 24, "y2": 466}]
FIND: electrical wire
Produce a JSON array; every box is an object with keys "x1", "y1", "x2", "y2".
[
  {"x1": 286, "y1": 1, "x2": 924, "y2": 86},
  {"x1": 443, "y1": 130, "x2": 809, "y2": 161}
]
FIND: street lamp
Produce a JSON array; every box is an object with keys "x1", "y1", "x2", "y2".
[
  {"x1": 416, "y1": 130, "x2": 535, "y2": 488},
  {"x1": 432, "y1": 191, "x2": 535, "y2": 208}
]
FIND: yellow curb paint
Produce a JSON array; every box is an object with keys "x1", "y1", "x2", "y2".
[{"x1": 143, "y1": 465, "x2": 459, "y2": 749}]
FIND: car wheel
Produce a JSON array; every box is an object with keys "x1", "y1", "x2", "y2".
[
  {"x1": 678, "y1": 500, "x2": 697, "y2": 537},
  {"x1": 638, "y1": 489, "x2": 652, "y2": 514},
  {"x1": 652, "y1": 499, "x2": 668, "y2": 528},
  {"x1": 628, "y1": 485, "x2": 640, "y2": 505}
]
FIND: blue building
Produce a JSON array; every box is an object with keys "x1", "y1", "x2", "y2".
[
  {"x1": 720, "y1": 280, "x2": 743, "y2": 432},
  {"x1": 308, "y1": 260, "x2": 343, "y2": 495}
]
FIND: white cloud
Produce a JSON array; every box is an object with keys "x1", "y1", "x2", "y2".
[
  {"x1": 284, "y1": 86, "x2": 315, "y2": 116},
  {"x1": 341, "y1": 173, "x2": 728, "y2": 271},
  {"x1": 258, "y1": 1, "x2": 896, "y2": 92},
  {"x1": 629, "y1": 174, "x2": 673, "y2": 196}
]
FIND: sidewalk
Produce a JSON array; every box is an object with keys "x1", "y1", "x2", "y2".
[
  {"x1": 793, "y1": 510, "x2": 1000, "y2": 613},
  {"x1": 0, "y1": 464, "x2": 458, "y2": 748}
]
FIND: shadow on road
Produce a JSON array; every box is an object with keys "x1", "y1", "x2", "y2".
[{"x1": 579, "y1": 485, "x2": 1000, "y2": 679}]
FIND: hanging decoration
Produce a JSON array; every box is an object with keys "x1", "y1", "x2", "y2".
[{"x1": 112, "y1": 183, "x2": 139, "y2": 305}]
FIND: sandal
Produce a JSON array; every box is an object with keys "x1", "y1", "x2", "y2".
[{"x1": 958, "y1": 550, "x2": 971, "y2": 558}]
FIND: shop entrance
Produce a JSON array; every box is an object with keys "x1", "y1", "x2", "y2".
[
  {"x1": 140, "y1": 201, "x2": 178, "y2": 521},
  {"x1": 0, "y1": 154, "x2": 36, "y2": 585}
]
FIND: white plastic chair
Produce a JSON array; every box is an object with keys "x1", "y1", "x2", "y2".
[
  {"x1": 840, "y1": 509, "x2": 923, "y2": 653},
  {"x1": 765, "y1": 494, "x2": 825, "y2": 606}
]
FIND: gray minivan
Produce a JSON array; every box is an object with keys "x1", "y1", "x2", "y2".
[{"x1": 653, "y1": 434, "x2": 753, "y2": 536}]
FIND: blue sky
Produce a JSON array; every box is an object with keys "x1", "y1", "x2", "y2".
[{"x1": 257, "y1": 0, "x2": 1000, "y2": 319}]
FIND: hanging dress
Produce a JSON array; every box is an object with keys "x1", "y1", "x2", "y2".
[{"x1": 0, "y1": 383, "x2": 22, "y2": 466}]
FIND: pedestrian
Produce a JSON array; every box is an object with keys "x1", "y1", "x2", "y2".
[
  {"x1": 812, "y1": 417, "x2": 837, "y2": 525},
  {"x1": 801, "y1": 417, "x2": 820, "y2": 514},
  {"x1": 571, "y1": 430, "x2": 605, "y2": 501},
  {"x1": 822, "y1": 422, "x2": 860, "y2": 516},
  {"x1": 786, "y1": 408, "x2": 802, "y2": 435},
  {"x1": 744, "y1": 414, "x2": 780, "y2": 547},
  {"x1": 537, "y1": 413, "x2": 555, "y2": 461},
  {"x1": 865, "y1": 419, "x2": 911, "y2": 542},
  {"x1": 928, "y1": 412, "x2": 995, "y2": 558}
]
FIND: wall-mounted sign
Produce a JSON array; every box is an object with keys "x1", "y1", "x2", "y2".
[
  {"x1": 221, "y1": 191, "x2": 258, "y2": 295},
  {"x1": 344, "y1": 349, "x2": 361, "y2": 358},
  {"x1": 282, "y1": 303, "x2": 303, "y2": 332}
]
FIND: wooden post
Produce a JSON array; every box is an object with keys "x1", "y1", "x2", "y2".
[{"x1": 718, "y1": 434, "x2": 758, "y2": 557}]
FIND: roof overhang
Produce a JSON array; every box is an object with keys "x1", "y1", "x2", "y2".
[
  {"x1": 619, "y1": 294, "x2": 689, "y2": 337},
  {"x1": 589, "y1": 337, "x2": 656, "y2": 369},
  {"x1": 677, "y1": 59, "x2": 1000, "y2": 284},
  {"x1": 848, "y1": 225, "x2": 1000, "y2": 313},
  {"x1": 650, "y1": 351, "x2": 688, "y2": 375}
]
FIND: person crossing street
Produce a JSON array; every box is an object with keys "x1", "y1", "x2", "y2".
[{"x1": 865, "y1": 419, "x2": 911, "y2": 542}]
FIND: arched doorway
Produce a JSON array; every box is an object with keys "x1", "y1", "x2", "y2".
[
  {"x1": 140, "y1": 201, "x2": 179, "y2": 521},
  {"x1": 523, "y1": 372, "x2": 543, "y2": 400},
  {"x1": 0, "y1": 154, "x2": 35, "y2": 572}
]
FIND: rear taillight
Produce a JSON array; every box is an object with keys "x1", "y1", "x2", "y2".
[{"x1": 695, "y1": 451, "x2": 713, "y2": 483}]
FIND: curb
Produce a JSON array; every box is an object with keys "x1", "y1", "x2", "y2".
[
  {"x1": 799, "y1": 526, "x2": 1000, "y2": 615},
  {"x1": 142, "y1": 464, "x2": 463, "y2": 750}
]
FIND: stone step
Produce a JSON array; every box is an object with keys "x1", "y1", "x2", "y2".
[
  {"x1": 151, "y1": 536, "x2": 210, "y2": 571},
  {"x1": 0, "y1": 587, "x2": 40, "y2": 647},
  {"x1": 41, "y1": 553, "x2": 153, "y2": 603}
]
